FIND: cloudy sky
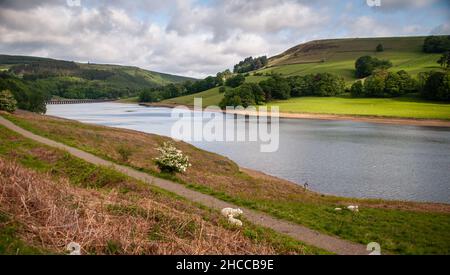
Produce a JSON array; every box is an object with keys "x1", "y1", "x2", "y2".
[{"x1": 0, "y1": 0, "x2": 449, "y2": 78}]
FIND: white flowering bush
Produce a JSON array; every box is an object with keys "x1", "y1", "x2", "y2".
[{"x1": 154, "y1": 142, "x2": 191, "y2": 173}]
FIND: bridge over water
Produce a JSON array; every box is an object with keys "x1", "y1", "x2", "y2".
[{"x1": 46, "y1": 99, "x2": 115, "y2": 105}]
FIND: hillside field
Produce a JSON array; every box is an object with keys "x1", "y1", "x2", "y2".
[{"x1": 162, "y1": 36, "x2": 449, "y2": 120}]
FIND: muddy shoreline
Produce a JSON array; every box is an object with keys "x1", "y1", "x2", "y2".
[{"x1": 137, "y1": 102, "x2": 450, "y2": 128}]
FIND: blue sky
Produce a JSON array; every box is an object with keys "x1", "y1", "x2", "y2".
[{"x1": 0, "y1": 0, "x2": 449, "y2": 77}]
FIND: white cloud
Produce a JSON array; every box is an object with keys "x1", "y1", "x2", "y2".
[{"x1": 0, "y1": 0, "x2": 448, "y2": 78}]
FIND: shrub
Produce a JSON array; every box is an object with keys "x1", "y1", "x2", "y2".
[
  {"x1": 117, "y1": 146, "x2": 133, "y2": 162},
  {"x1": 376, "y1": 44, "x2": 384, "y2": 52},
  {"x1": 0, "y1": 89, "x2": 17, "y2": 113},
  {"x1": 219, "y1": 86, "x2": 226, "y2": 93},
  {"x1": 154, "y1": 142, "x2": 191, "y2": 174}
]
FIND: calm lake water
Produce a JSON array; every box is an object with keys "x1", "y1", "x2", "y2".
[{"x1": 47, "y1": 103, "x2": 450, "y2": 203}]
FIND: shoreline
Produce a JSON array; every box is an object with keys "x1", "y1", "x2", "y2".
[{"x1": 136, "y1": 102, "x2": 450, "y2": 128}]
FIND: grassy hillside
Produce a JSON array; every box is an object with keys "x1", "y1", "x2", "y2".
[
  {"x1": 0, "y1": 54, "x2": 195, "y2": 87},
  {"x1": 4, "y1": 111, "x2": 450, "y2": 255},
  {"x1": 162, "y1": 36, "x2": 449, "y2": 119},
  {"x1": 0, "y1": 120, "x2": 324, "y2": 255},
  {"x1": 256, "y1": 36, "x2": 441, "y2": 83},
  {"x1": 0, "y1": 54, "x2": 196, "y2": 101}
]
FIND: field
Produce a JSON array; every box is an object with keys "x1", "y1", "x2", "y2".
[
  {"x1": 162, "y1": 36, "x2": 448, "y2": 120},
  {"x1": 266, "y1": 95, "x2": 450, "y2": 120},
  {"x1": 3, "y1": 111, "x2": 450, "y2": 254}
]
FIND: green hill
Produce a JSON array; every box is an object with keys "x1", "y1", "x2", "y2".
[
  {"x1": 162, "y1": 36, "x2": 447, "y2": 117},
  {"x1": 0, "y1": 54, "x2": 196, "y2": 100},
  {"x1": 260, "y1": 36, "x2": 441, "y2": 81}
]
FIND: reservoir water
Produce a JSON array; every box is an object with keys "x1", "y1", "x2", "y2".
[{"x1": 47, "y1": 102, "x2": 450, "y2": 203}]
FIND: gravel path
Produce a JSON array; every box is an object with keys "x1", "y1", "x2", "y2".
[{"x1": 0, "y1": 116, "x2": 370, "y2": 255}]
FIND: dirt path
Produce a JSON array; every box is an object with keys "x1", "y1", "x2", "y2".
[{"x1": 0, "y1": 116, "x2": 370, "y2": 255}]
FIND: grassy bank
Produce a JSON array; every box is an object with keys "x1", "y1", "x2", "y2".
[
  {"x1": 3, "y1": 111, "x2": 450, "y2": 254},
  {"x1": 266, "y1": 95, "x2": 450, "y2": 120},
  {"x1": 0, "y1": 123, "x2": 323, "y2": 255},
  {"x1": 162, "y1": 90, "x2": 450, "y2": 120}
]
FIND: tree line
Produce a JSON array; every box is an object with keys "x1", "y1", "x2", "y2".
[{"x1": 220, "y1": 73, "x2": 346, "y2": 108}]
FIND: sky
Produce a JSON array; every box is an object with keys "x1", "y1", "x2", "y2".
[{"x1": 0, "y1": 0, "x2": 449, "y2": 78}]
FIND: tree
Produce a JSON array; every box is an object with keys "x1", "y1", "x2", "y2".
[
  {"x1": 233, "y1": 56, "x2": 268, "y2": 73},
  {"x1": 216, "y1": 69, "x2": 232, "y2": 86},
  {"x1": 376, "y1": 44, "x2": 384, "y2": 52},
  {"x1": 219, "y1": 83, "x2": 265, "y2": 108},
  {"x1": 397, "y1": 70, "x2": 417, "y2": 94},
  {"x1": 350, "y1": 80, "x2": 364, "y2": 97},
  {"x1": 0, "y1": 89, "x2": 17, "y2": 113},
  {"x1": 225, "y1": 74, "x2": 245, "y2": 88},
  {"x1": 355, "y1": 56, "x2": 392, "y2": 78},
  {"x1": 384, "y1": 72, "x2": 402, "y2": 97},
  {"x1": 423, "y1": 35, "x2": 450, "y2": 53},
  {"x1": 421, "y1": 71, "x2": 450, "y2": 101},
  {"x1": 363, "y1": 71, "x2": 387, "y2": 97},
  {"x1": 438, "y1": 52, "x2": 450, "y2": 69},
  {"x1": 139, "y1": 89, "x2": 160, "y2": 103},
  {"x1": 312, "y1": 73, "x2": 345, "y2": 96}
]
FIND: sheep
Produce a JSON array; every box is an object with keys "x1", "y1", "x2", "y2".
[
  {"x1": 67, "y1": 242, "x2": 81, "y2": 255},
  {"x1": 228, "y1": 215, "x2": 243, "y2": 227},
  {"x1": 334, "y1": 208, "x2": 342, "y2": 211},
  {"x1": 221, "y1": 208, "x2": 243, "y2": 218},
  {"x1": 347, "y1": 205, "x2": 359, "y2": 212}
]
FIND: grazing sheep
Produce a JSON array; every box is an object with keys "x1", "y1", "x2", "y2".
[
  {"x1": 67, "y1": 242, "x2": 81, "y2": 255},
  {"x1": 334, "y1": 208, "x2": 342, "y2": 211},
  {"x1": 228, "y1": 215, "x2": 243, "y2": 227},
  {"x1": 347, "y1": 205, "x2": 359, "y2": 212},
  {"x1": 221, "y1": 208, "x2": 243, "y2": 218}
]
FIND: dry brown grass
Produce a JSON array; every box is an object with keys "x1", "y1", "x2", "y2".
[
  {"x1": 9, "y1": 110, "x2": 450, "y2": 213},
  {"x1": 0, "y1": 158, "x2": 275, "y2": 255}
]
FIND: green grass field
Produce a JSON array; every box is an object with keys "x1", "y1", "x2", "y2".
[{"x1": 266, "y1": 96, "x2": 450, "y2": 120}]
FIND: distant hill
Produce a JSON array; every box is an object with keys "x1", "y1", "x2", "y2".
[
  {"x1": 163, "y1": 36, "x2": 444, "y2": 106},
  {"x1": 261, "y1": 36, "x2": 442, "y2": 81},
  {"x1": 0, "y1": 54, "x2": 196, "y2": 89}
]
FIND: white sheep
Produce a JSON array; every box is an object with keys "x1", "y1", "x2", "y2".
[
  {"x1": 334, "y1": 208, "x2": 342, "y2": 211},
  {"x1": 221, "y1": 208, "x2": 243, "y2": 218},
  {"x1": 347, "y1": 205, "x2": 359, "y2": 212},
  {"x1": 67, "y1": 242, "x2": 81, "y2": 255},
  {"x1": 228, "y1": 215, "x2": 243, "y2": 227}
]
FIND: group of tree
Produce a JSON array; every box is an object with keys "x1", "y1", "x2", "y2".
[
  {"x1": 0, "y1": 73, "x2": 48, "y2": 113},
  {"x1": 350, "y1": 70, "x2": 417, "y2": 98},
  {"x1": 418, "y1": 71, "x2": 450, "y2": 101},
  {"x1": 220, "y1": 73, "x2": 346, "y2": 108},
  {"x1": 233, "y1": 56, "x2": 268, "y2": 73},
  {"x1": 139, "y1": 70, "x2": 248, "y2": 103},
  {"x1": 423, "y1": 35, "x2": 450, "y2": 53},
  {"x1": 355, "y1": 56, "x2": 393, "y2": 78}
]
